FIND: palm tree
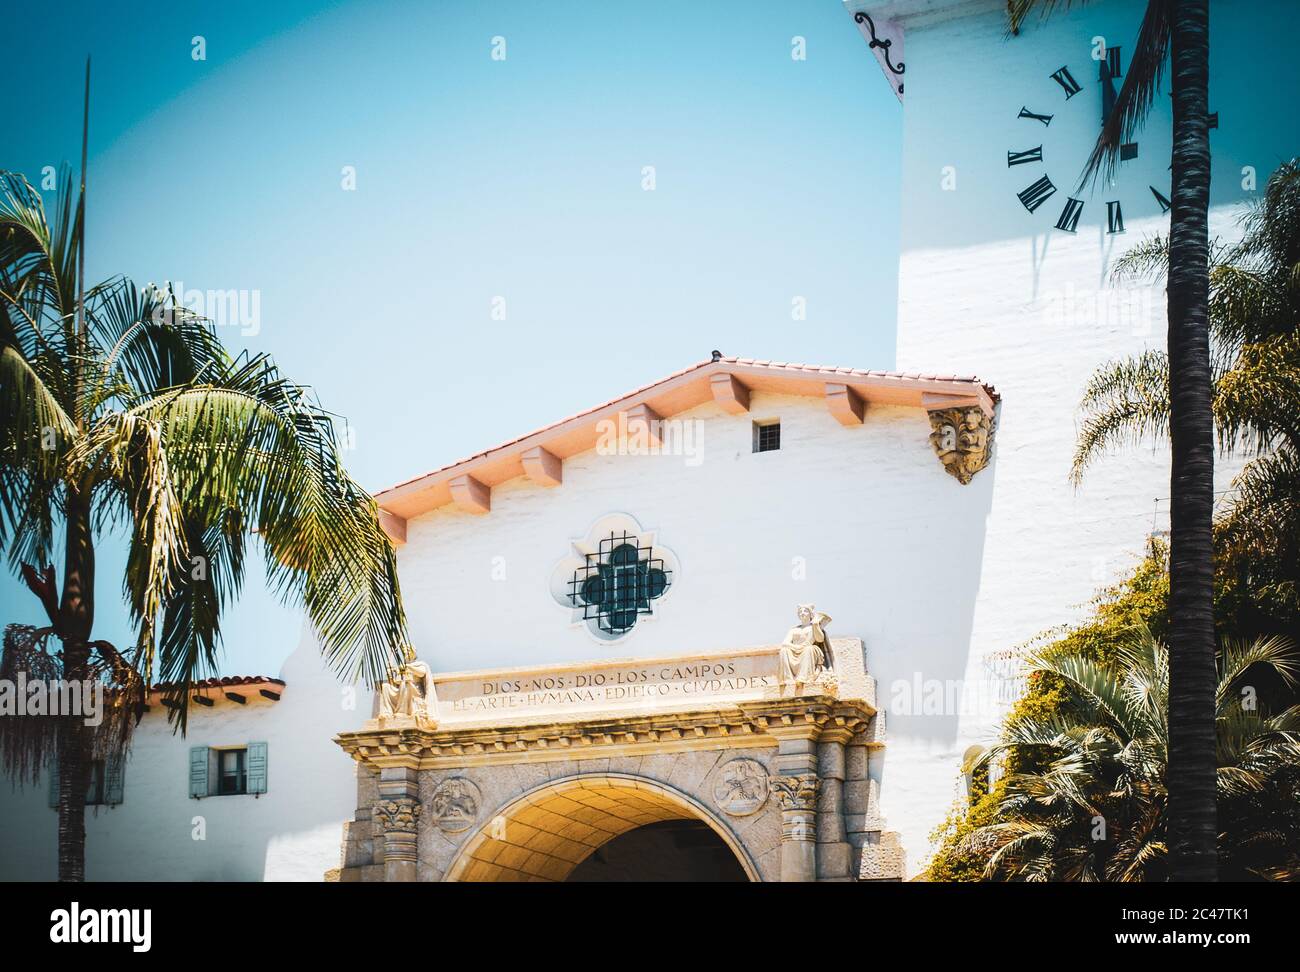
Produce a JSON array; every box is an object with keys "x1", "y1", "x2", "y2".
[
  {"x1": 1073, "y1": 161, "x2": 1300, "y2": 629},
  {"x1": 960, "y1": 628, "x2": 1300, "y2": 881},
  {"x1": 0, "y1": 161, "x2": 406, "y2": 879},
  {"x1": 1008, "y1": 0, "x2": 1217, "y2": 880}
]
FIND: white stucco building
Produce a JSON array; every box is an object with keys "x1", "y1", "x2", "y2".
[{"x1": 2, "y1": 0, "x2": 1295, "y2": 881}]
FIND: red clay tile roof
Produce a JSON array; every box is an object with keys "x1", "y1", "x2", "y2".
[
  {"x1": 376, "y1": 354, "x2": 998, "y2": 502},
  {"x1": 150, "y1": 676, "x2": 285, "y2": 692}
]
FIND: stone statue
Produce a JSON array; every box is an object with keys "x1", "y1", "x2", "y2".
[
  {"x1": 778, "y1": 604, "x2": 833, "y2": 692},
  {"x1": 378, "y1": 645, "x2": 436, "y2": 727}
]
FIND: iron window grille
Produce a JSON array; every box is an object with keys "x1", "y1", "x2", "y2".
[
  {"x1": 754, "y1": 421, "x2": 781, "y2": 453},
  {"x1": 217, "y1": 748, "x2": 247, "y2": 796},
  {"x1": 567, "y1": 530, "x2": 671, "y2": 635}
]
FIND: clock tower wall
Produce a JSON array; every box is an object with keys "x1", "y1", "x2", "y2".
[{"x1": 874, "y1": 0, "x2": 1299, "y2": 853}]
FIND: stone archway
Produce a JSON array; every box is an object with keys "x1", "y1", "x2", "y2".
[
  {"x1": 442, "y1": 773, "x2": 760, "y2": 882},
  {"x1": 335, "y1": 638, "x2": 906, "y2": 881}
]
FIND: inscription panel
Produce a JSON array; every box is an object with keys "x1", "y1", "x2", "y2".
[{"x1": 432, "y1": 649, "x2": 782, "y2": 723}]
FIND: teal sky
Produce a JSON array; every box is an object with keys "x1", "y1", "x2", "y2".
[{"x1": 1, "y1": 0, "x2": 900, "y2": 677}]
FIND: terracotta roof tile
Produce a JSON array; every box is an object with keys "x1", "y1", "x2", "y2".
[
  {"x1": 376, "y1": 354, "x2": 998, "y2": 502},
  {"x1": 151, "y1": 675, "x2": 285, "y2": 692}
]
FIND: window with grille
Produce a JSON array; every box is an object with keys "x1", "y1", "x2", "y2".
[
  {"x1": 753, "y1": 420, "x2": 780, "y2": 453},
  {"x1": 190, "y1": 743, "x2": 267, "y2": 798},
  {"x1": 217, "y1": 748, "x2": 247, "y2": 795},
  {"x1": 47, "y1": 757, "x2": 124, "y2": 807},
  {"x1": 85, "y1": 760, "x2": 105, "y2": 805},
  {"x1": 567, "y1": 531, "x2": 671, "y2": 635}
]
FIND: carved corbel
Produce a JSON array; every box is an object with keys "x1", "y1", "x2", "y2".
[{"x1": 927, "y1": 407, "x2": 995, "y2": 484}]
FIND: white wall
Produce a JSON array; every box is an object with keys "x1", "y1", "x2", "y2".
[
  {"x1": 884, "y1": 0, "x2": 1300, "y2": 869},
  {"x1": 0, "y1": 631, "x2": 367, "y2": 881},
  {"x1": 398, "y1": 389, "x2": 994, "y2": 873},
  {"x1": 1, "y1": 391, "x2": 983, "y2": 880}
]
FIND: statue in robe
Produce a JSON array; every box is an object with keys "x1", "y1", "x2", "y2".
[
  {"x1": 778, "y1": 604, "x2": 833, "y2": 692},
  {"x1": 378, "y1": 645, "x2": 436, "y2": 727}
]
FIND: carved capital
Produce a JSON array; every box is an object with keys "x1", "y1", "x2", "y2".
[
  {"x1": 927, "y1": 407, "x2": 994, "y2": 484},
  {"x1": 768, "y1": 775, "x2": 821, "y2": 813},
  {"x1": 374, "y1": 799, "x2": 423, "y2": 835},
  {"x1": 770, "y1": 775, "x2": 821, "y2": 844}
]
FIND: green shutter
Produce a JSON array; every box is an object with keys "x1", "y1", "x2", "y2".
[
  {"x1": 189, "y1": 746, "x2": 209, "y2": 798},
  {"x1": 247, "y1": 742, "x2": 268, "y2": 795},
  {"x1": 104, "y1": 755, "x2": 125, "y2": 806},
  {"x1": 47, "y1": 762, "x2": 59, "y2": 809}
]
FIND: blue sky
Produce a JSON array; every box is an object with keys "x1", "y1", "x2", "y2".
[{"x1": 1, "y1": 0, "x2": 899, "y2": 677}]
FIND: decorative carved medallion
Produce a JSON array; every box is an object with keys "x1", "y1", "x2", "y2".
[
  {"x1": 927, "y1": 407, "x2": 994, "y2": 484},
  {"x1": 430, "y1": 777, "x2": 482, "y2": 833},
  {"x1": 713, "y1": 758, "x2": 770, "y2": 816},
  {"x1": 374, "y1": 799, "x2": 422, "y2": 835}
]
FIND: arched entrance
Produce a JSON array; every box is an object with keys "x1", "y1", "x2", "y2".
[{"x1": 443, "y1": 773, "x2": 759, "y2": 882}]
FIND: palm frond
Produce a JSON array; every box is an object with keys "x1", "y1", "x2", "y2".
[
  {"x1": 1079, "y1": 0, "x2": 1174, "y2": 187},
  {"x1": 1071, "y1": 351, "x2": 1170, "y2": 483},
  {"x1": 1217, "y1": 635, "x2": 1300, "y2": 709},
  {"x1": 80, "y1": 354, "x2": 407, "y2": 704}
]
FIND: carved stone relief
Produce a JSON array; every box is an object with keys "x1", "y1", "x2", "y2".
[
  {"x1": 712, "y1": 758, "x2": 770, "y2": 816},
  {"x1": 430, "y1": 777, "x2": 481, "y2": 833},
  {"x1": 928, "y1": 406, "x2": 994, "y2": 484}
]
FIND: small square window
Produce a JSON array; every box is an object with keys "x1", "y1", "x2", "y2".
[
  {"x1": 217, "y1": 748, "x2": 247, "y2": 796},
  {"x1": 753, "y1": 421, "x2": 780, "y2": 453}
]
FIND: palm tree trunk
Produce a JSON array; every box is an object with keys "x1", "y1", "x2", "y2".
[
  {"x1": 55, "y1": 661, "x2": 89, "y2": 882},
  {"x1": 56, "y1": 488, "x2": 96, "y2": 882},
  {"x1": 1165, "y1": 0, "x2": 1217, "y2": 882}
]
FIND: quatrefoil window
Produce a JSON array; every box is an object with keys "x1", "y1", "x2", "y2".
[
  {"x1": 550, "y1": 514, "x2": 678, "y2": 641},
  {"x1": 569, "y1": 532, "x2": 671, "y2": 635}
]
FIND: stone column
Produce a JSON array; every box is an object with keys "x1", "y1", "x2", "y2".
[
  {"x1": 767, "y1": 721, "x2": 822, "y2": 882},
  {"x1": 815, "y1": 725, "x2": 854, "y2": 880},
  {"x1": 845, "y1": 712, "x2": 905, "y2": 880},
  {"x1": 374, "y1": 765, "x2": 422, "y2": 882},
  {"x1": 844, "y1": 732, "x2": 877, "y2": 848},
  {"x1": 769, "y1": 775, "x2": 821, "y2": 881}
]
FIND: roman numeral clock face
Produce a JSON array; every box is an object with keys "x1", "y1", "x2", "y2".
[{"x1": 1009, "y1": 45, "x2": 1172, "y2": 235}]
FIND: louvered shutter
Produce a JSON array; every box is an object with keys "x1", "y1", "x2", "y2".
[
  {"x1": 189, "y1": 746, "x2": 210, "y2": 798},
  {"x1": 105, "y1": 755, "x2": 125, "y2": 805},
  {"x1": 246, "y1": 742, "x2": 268, "y2": 795}
]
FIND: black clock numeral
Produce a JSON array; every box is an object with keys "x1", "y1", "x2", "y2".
[
  {"x1": 1007, "y1": 146, "x2": 1044, "y2": 167},
  {"x1": 1150, "y1": 185, "x2": 1172, "y2": 213},
  {"x1": 1018, "y1": 106, "x2": 1054, "y2": 126},
  {"x1": 1055, "y1": 197, "x2": 1084, "y2": 233},
  {"x1": 1051, "y1": 65, "x2": 1082, "y2": 99},
  {"x1": 1017, "y1": 175, "x2": 1057, "y2": 214},
  {"x1": 1106, "y1": 200, "x2": 1125, "y2": 234},
  {"x1": 1106, "y1": 46, "x2": 1123, "y2": 79}
]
